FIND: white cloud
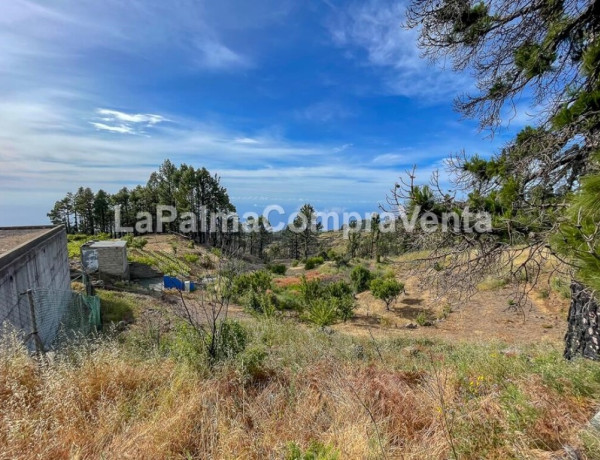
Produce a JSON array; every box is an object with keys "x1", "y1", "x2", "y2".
[
  {"x1": 91, "y1": 108, "x2": 168, "y2": 135},
  {"x1": 234, "y1": 137, "x2": 261, "y2": 144},
  {"x1": 329, "y1": 0, "x2": 472, "y2": 100},
  {"x1": 90, "y1": 122, "x2": 134, "y2": 134},
  {"x1": 96, "y1": 109, "x2": 166, "y2": 125}
]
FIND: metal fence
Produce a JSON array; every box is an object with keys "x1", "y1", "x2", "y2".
[{"x1": 0, "y1": 288, "x2": 101, "y2": 351}]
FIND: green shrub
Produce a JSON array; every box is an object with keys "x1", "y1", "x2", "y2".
[
  {"x1": 298, "y1": 278, "x2": 356, "y2": 324},
  {"x1": 128, "y1": 255, "x2": 157, "y2": 267},
  {"x1": 286, "y1": 441, "x2": 340, "y2": 460},
  {"x1": 299, "y1": 275, "x2": 322, "y2": 305},
  {"x1": 245, "y1": 291, "x2": 277, "y2": 317},
  {"x1": 304, "y1": 256, "x2": 324, "y2": 270},
  {"x1": 237, "y1": 345, "x2": 268, "y2": 380},
  {"x1": 276, "y1": 292, "x2": 302, "y2": 311},
  {"x1": 291, "y1": 260, "x2": 299, "y2": 267},
  {"x1": 350, "y1": 265, "x2": 372, "y2": 292},
  {"x1": 370, "y1": 278, "x2": 404, "y2": 310},
  {"x1": 183, "y1": 253, "x2": 200, "y2": 264},
  {"x1": 167, "y1": 322, "x2": 206, "y2": 367},
  {"x1": 217, "y1": 320, "x2": 248, "y2": 359},
  {"x1": 305, "y1": 299, "x2": 338, "y2": 327},
  {"x1": 211, "y1": 247, "x2": 223, "y2": 258},
  {"x1": 326, "y1": 281, "x2": 355, "y2": 321},
  {"x1": 415, "y1": 311, "x2": 431, "y2": 326},
  {"x1": 124, "y1": 234, "x2": 148, "y2": 249},
  {"x1": 231, "y1": 270, "x2": 272, "y2": 300},
  {"x1": 268, "y1": 263, "x2": 287, "y2": 275}
]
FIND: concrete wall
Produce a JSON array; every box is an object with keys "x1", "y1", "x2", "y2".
[
  {"x1": 0, "y1": 226, "x2": 70, "y2": 339},
  {"x1": 96, "y1": 246, "x2": 129, "y2": 279}
]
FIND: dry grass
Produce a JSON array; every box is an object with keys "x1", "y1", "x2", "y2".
[{"x1": 1, "y1": 319, "x2": 600, "y2": 459}]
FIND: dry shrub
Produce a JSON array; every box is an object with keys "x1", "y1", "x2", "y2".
[{"x1": 1, "y1": 324, "x2": 599, "y2": 459}]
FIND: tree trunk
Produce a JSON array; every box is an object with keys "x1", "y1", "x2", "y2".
[{"x1": 564, "y1": 281, "x2": 600, "y2": 360}]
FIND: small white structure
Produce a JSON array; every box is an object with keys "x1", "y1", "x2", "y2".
[{"x1": 81, "y1": 240, "x2": 129, "y2": 280}]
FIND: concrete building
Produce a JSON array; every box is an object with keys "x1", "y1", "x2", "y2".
[
  {"x1": 0, "y1": 226, "x2": 70, "y2": 301},
  {"x1": 0, "y1": 226, "x2": 70, "y2": 346},
  {"x1": 81, "y1": 240, "x2": 129, "y2": 280}
]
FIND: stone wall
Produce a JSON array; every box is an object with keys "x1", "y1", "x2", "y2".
[{"x1": 564, "y1": 281, "x2": 600, "y2": 360}]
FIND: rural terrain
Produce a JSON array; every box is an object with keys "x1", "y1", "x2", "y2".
[{"x1": 3, "y1": 232, "x2": 599, "y2": 459}]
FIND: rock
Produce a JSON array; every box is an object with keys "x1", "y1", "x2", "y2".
[
  {"x1": 351, "y1": 344, "x2": 365, "y2": 359},
  {"x1": 401, "y1": 346, "x2": 419, "y2": 357},
  {"x1": 562, "y1": 445, "x2": 581, "y2": 460},
  {"x1": 501, "y1": 347, "x2": 521, "y2": 358},
  {"x1": 321, "y1": 326, "x2": 334, "y2": 335},
  {"x1": 590, "y1": 409, "x2": 600, "y2": 431}
]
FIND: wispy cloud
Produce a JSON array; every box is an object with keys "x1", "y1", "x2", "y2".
[
  {"x1": 329, "y1": 0, "x2": 471, "y2": 99},
  {"x1": 91, "y1": 109, "x2": 168, "y2": 135},
  {"x1": 298, "y1": 100, "x2": 355, "y2": 123},
  {"x1": 333, "y1": 143, "x2": 353, "y2": 153},
  {"x1": 195, "y1": 40, "x2": 252, "y2": 70}
]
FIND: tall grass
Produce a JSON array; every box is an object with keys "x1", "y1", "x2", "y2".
[{"x1": 1, "y1": 320, "x2": 599, "y2": 459}]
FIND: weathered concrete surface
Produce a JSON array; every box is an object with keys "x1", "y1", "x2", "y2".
[
  {"x1": 82, "y1": 240, "x2": 129, "y2": 280},
  {"x1": 0, "y1": 226, "x2": 70, "y2": 337}
]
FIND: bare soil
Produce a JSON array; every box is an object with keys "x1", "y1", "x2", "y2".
[{"x1": 335, "y1": 274, "x2": 568, "y2": 345}]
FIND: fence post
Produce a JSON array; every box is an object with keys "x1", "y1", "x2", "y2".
[{"x1": 25, "y1": 289, "x2": 44, "y2": 354}]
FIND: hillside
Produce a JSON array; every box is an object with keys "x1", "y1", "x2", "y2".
[{"x1": 2, "y1": 234, "x2": 598, "y2": 458}]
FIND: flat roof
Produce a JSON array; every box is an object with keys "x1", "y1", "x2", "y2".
[
  {"x1": 0, "y1": 226, "x2": 56, "y2": 256},
  {"x1": 87, "y1": 240, "x2": 127, "y2": 248}
]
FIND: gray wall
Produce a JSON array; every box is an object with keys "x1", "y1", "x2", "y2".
[
  {"x1": 0, "y1": 226, "x2": 70, "y2": 340},
  {"x1": 96, "y1": 246, "x2": 128, "y2": 279}
]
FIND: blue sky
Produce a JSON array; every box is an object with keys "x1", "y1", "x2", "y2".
[{"x1": 0, "y1": 0, "x2": 538, "y2": 226}]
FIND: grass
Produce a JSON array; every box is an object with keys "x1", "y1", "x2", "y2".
[
  {"x1": 1, "y1": 316, "x2": 600, "y2": 459},
  {"x1": 96, "y1": 289, "x2": 140, "y2": 324},
  {"x1": 477, "y1": 275, "x2": 509, "y2": 291}
]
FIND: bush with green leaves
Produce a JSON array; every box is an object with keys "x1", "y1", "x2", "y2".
[
  {"x1": 165, "y1": 319, "x2": 247, "y2": 367},
  {"x1": 299, "y1": 275, "x2": 322, "y2": 305},
  {"x1": 231, "y1": 270, "x2": 272, "y2": 300},
  {"x1": 124, "y1": 234, "x2": 148, "y2": 249},
  {"x1": 183, "y1": 253, "x2": 200, "y2": 264},
  {"x1": 350, "y1": 265, "x2": 372, "y2": 293},
  {"x1": 304, "y1": 256, "x2": 324, "y2": 270},
  {"x1": 304, "y1": 298, "x2": 339, "y2": 327},
  {"x1": 246, "y1": 291, "x2": 277, "y2": 317},
  {"x1": 267, "y1": 263, "x2": 287, "y2": 275},
  {"x1": 370, "y1": 278, "x2": 404, "y2": 310},
  {"x1": 237, "y1": 345, "x2": 269, "y2": 381},
  {"x1": 298, "y1": 277, "x2": 356, "y2": 325},
  {"x1": 325, "y1": 281, "x2": 355, "y2": 321}
]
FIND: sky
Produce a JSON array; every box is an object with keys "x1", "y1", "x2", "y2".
[{"x1": 0, "y1": 0, "x2": 538, "y2": 227}]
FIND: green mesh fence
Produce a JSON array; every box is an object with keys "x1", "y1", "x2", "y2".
[
  {"x1": 0, "y1": 289, "x2": 101, "y2": 351},
  {"x1": 32, "y1": 289, "x2": 101, "y2": 348}
]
